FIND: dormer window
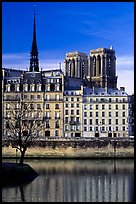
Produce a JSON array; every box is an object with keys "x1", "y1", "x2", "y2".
[
  {"x1": 37, "y1": 84, "x2": 41, "y2": 91},
  {"x1": 7, "y1": 84, "x2": 10, "y2": 92},
  {"x1": 31, "y1": 84, "x2": 35, "y2": 92},
  {"x1": 16, "y1": 84, "x2": 20, "y2": 92},
  {"x1": 24, "y1": 84, "x2": 28, "y2": 92}
]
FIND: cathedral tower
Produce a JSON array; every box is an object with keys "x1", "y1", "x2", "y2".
[
  {"x1": 29, "y1": 6, "x2": 39, "y2": 72},
  {"x1": 88, "y1": 47, "x2": 117, "y2": 88}
]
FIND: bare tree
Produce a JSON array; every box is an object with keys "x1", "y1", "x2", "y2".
[{"x1": 3, "y1": 93, "x2": 44, "y2": 165}]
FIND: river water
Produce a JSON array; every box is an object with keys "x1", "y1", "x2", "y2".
[{"x1": 2, "y1": 159, "x2": 134, "y2": 202}]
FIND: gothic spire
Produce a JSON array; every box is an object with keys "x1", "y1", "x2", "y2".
[{"x1": 29, "y1": 5, "x2": 39, "y2": 72}]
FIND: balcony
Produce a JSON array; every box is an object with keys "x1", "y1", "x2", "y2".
[
  {"x1": 44, "y1": 98, "x2": 63, "y2": 102},
  {"x1": 55, "y1": 117, "x2": 60, "y2": 119},
  {"x1": 70, "y1": 121, "x2": 77, "y2": 125},
  {"x1": 44, "y1": 116, "x2": 51, "y2": 120}
]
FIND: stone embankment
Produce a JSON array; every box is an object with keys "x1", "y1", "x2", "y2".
[{"x1": 2, "y1": 138, "x2": 134, "y2": 159}]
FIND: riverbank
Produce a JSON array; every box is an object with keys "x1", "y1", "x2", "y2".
[
  {"x1": 2, "y1": 139, "x2": 134, "y2": 158},
  {"x1": 2, "y1": 162, "x2": 38, "y2": 186}
]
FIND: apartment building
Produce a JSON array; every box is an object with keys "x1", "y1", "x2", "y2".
[{"x1": 82, "y1": 87, "x2": 130, "y2": 137}]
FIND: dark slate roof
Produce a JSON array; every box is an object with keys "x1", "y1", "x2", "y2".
[
  {"x1": 3, "y1": 68, "x2": 23, "y2": 78},
  {"x1": 21, "y1": 71, "x2": 42, "y2": 84},
  {"x1": 64, "y1": 76, "x2": 86, "y2": 90}
]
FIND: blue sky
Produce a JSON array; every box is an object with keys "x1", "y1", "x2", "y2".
[{"x1": 2, "y1": 2, "x2": 134, "y2": 94}]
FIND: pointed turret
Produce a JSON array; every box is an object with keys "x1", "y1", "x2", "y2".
[{"x1": 29, "y1": 6, "x2": 39, "y2": 72}]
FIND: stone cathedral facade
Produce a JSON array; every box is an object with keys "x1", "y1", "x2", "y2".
[{"x1": 2, "y1": 11, "x2": 134, "y2": 140}]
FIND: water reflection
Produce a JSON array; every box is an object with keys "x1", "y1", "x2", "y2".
[{"x1": 2, "y1": 159, "x2": 134, "y2": 202}]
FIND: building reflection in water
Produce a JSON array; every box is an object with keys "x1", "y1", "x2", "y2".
[{"x1": 2, "y1": 159, "x2": 134, "y2": 202}]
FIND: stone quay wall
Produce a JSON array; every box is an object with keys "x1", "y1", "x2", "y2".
[{"x1": 2, "y1": 138, "x2": 134, "y2": 159}]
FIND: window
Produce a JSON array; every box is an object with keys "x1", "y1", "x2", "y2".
[
  {"x1": 116, "y1": 98, "x2": 118, "y2": 102},
  {"x1": 71, "y1": 110, "x2": 74, "y2": 115},
  {"x1": 90, "y1": 127, "x2": 92, "y2": 131},
  {"x1": 76, "y1": 110, "x2": 79, "y2": 115},
  {"x1": 24, "y1": 95, "x2": 27, "y2": 99},
  {"x1": 37, "y1": 85, "x2": 41, "y2": 91},
  {"x1": 55, "y1": 112, "x2": 60, "y2": 119},
  {"x1": 76, "y1": 117, "x2": 79, "y2": 123},
  {"x1": 122, "y1": 126, "x2": 125, "y2": 131},
  {"x1": 116, "y1": 112, "x2": 118, "y2": 117},
  {"x1": 116, "y1": 126, "x2": 118, "y2": 131},
  {"x1": 66, "y1": 97, "x2": 68, "y2": 101},
  {"x1": 102, "y1": 126, "x2": 105, "y2": 131},
  {"x1": 6, "y1": 122, "x2": 9, "y2": 128},
  {"x1": 71, "y1": 97, "x2": 74, "y2": 101},
  {"x1": 96, "y1": 119, "x2": 98, "y2": 125},
  {"x1": 46, "y1": 122, "x2": 50, "y2": 128},
  {"x1": 90, "y1": 112, "x2": 92, "y2": 117},
  {"x1": 122, "y1": 119, "x2": 125, "y2": 125},
  {"x1": 122, "y1": 98, "x2": 126, "y2": 102},
  {"x1": 65, "y1": 125, "x2": 69, "y2": 131},
  {"x1": 77, "y1": 104, "x2": 79, "y2": 108},
  {"x1": 109, "y1": 112, "x2": 111, "y2": 117},
  {"x1": 65, "y1": 110, "x2": 68, "y2": 115},
  {"x1": 90, "y1": 119, "x2": 92, "y2": 125},
  {"x1": 56, "y1": 85, "x2": 60, "y2": 91},
  {"x1": 6, "y1": 112, "x2": 10, "y2": 119},
  {"x1": 116, "y1": 105, "x2": 118, "y2": 110},
  {"x1": 47, "y1": 85, "x2": 50, "y2": 91},
  {"x1": 102, "y1": 112, "x2": 105, "y2": 117},
  {"x1": 90, "y1": 105, "x2": 93, "y2": 110},
  {"x1": 77, "y1": 98, "x2": 79, "y2": 101},
  {"x1": 66, "y1": 103, "x2": 69, "y2": 108},
  {"x1": 55, "y1": 121, "x2": 59, "y2": 128},
  {"x1": 46, "y1": 104, "x2": 49, "y2": 109},
  {"x1": 84, "y1": 126, "x2": 87, "y2": 131},
  {"x1": 46, "y1": 95, "x2": 50, "y2": 100},
  {"x1": 84, "y1": 105, "x2": 87, "y2": 110},
  {"x1": 76, "y1": 126, "x2": 80, "y2": 131},
  {"x1": 16, "y1": 85, "x2": 20, "y2": 92},
  {"x1": 24, "y1": 85, "x2": 28, "y2": 92},
  {"x1": 15, "y1": 103, "x2": 19, "y2": 109},
  {"x1": 55, "y1": 104, "x2": 59, "y2": 109},
  {"x1": 6, "y1": 104, "x2": 10, "y2": 110},
  {"x1": 31, "y1": 85, "x2": 35, "y2": 92},
  {"x1": 31, "y1": 95, "x2": 34, "y2": 100},
  {"x1": 109, "y1": 105, "x2": 111, "y2": 110},
  {"x1": 109, "y1": 126, "x2": 111, "y2": 131},
  {"x1": 30, "y1": 104, "x2": 34, "y2": 109},
  {"x1": 71, "y1": 103, "x2": 74, "y2": 108},
  {"x1": 109, "y1": 119, "x2": 111, "y2": 125},
  {"x1": 55, "y1": 95, "x2": 60, "y2": 100},
  {"x1": 7, "y1": 85, "x2": 10, "y2": 92},
  {"x1": 116, "y1": 119, "x2": 118, "y2": 125},
  {"x1": 96, "y1": 105, "x2": 98, "y2": 110},
  {"x1": 84, "y1": 119, "x2": 87, "y2": 125},
  {"x1": 71, "y1": 126, "x2": 75, "y2": 131},
  {"x1": 122, "y1": 112, "x2": 125, "y2": 117},
  {"x1": 37, "y1": 95, "x2": 41, "y2": 99},
  {"x1": 50, "y1": 83, "x2": 55, "y2": 91},
  {"x1": 109, "y1": 98, "x2": 112, "y2": 103},
  {"x1": 37, "y1": 104, "x2": 41, "y2": 109},
  {"x1": 122, "y1": 104, "x2": 125, "y2": 110},
  {"x1": 102, "y1": 119, "x2": 105, "y2": 125},
  {"x1": 65, "y1": 117, "x2": 68, "y2": 123},
  {"x1": 102, "y1": 105, "x2": 105, "y2": 110},
  {"x1": 84, "y1": 112, "x2": 87, "y2": 117},
  {"x1": 96, "y1": 112, "x2": 98, "y2": 117},
  {"x1": 46, "y1": 112, "x2": 50, "y2": 118}
]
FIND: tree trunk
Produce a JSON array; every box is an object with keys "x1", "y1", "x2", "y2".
[{"x1": 19, "y1": 149, "x2": 26, "y2": 165}]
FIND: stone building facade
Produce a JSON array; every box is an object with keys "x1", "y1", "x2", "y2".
[
  {"x1": 82, "y1": 87, "x2": 130, "y2": 138},
  {"x1": 2, "y1": 10, "x2": 133, "y2": 140}
]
